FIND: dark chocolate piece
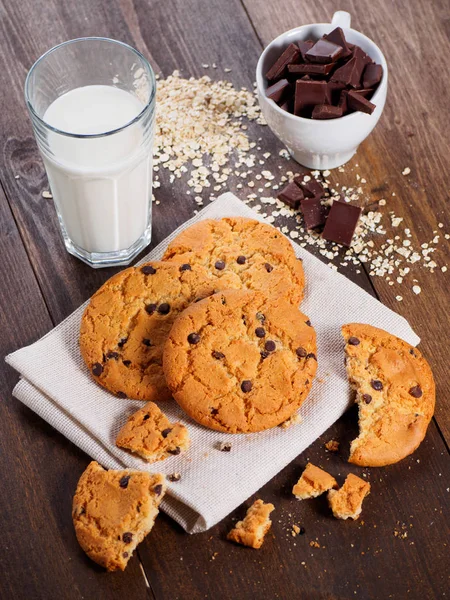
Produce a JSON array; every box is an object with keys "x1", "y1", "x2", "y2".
[
  {"x1": 266, "y1": 43, "x2": 301, "y2": 82},
  {"x1": 266, "y1": 78, "x2": 291, "y2": 104},
  {"x1": 294, "y1": 80, "x2": 330, "y2": 115},
  {"x1": 354, "y1": 88, "x2": 374, "y2": 98},
  {"x1": 288, "y1": 63, "x2": 334, "y2": 77},
  {"x1": 321, "y1": 200, "x2": 362, "y2": 246},
  {"x1": 331, "y1": 55, "x2": 361, "y2": 87},
  {"x1": 324, "y1": 27, "x2": 352, "y2": 58},
  {"x1": 300, "y1": 197, "x2": 327, "y2": 229},
  {"x1": 338, "y1": 89, "x2": 349, "y2": 114},
  {"x1": 297, "y1": 40, "x2": 314, "y2": 60},
  {"x1": 295, "y1": 177, "x2": 324, "y2": 199},
  {"x1": 277, "y1": 181, "x2": 304, "y2": 209},
  {"x1": 305, "y1": 39, "x2": 343, "y2": 64},
  {"x1": 311, "y1": 104, "x2": 343, "y2": 119},
  {"x1": 327, "y1": 81, "x2": 346, "y2": 104},
  {"x1": 363, "y1": 63, "x2": 383, "y2": 89},
  {"x1": 347, "y1": 90, "x2": 376, "y2": 115}
]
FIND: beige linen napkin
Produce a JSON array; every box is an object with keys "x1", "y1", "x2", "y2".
[{"x1": 6, "y1": 192, "x2": 419, "y2": 533}]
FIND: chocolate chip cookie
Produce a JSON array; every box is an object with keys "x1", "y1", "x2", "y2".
[
  {"x1": 72, "y1": 461, "x2": 165, "y2": 571},
  {"x1": 227, "y1": 499, "x2": 275, "y2": 549},
  {"x1": 343, "y1": 323, "x2": 435, "y2": 467},
  {"x1": 163, "y1": 289, "x2": 317, "y2": 433},
  {"x1": 162, "y1": 217, "x2": 305, "y2": 305},
  {"x1": 80, "y1": 261, "x2": 216, "y2": 401}
]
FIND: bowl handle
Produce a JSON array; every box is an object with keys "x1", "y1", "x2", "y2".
[{"x1": 331, "y1": 10, "x2": 351, "y2": 29}]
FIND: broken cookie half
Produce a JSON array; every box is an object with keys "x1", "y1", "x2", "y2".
[
  {"x1": 227, "y1": 499, "x2": 275, "y2": 549},
  {"x1": 292, "y1": 463, "x2": 337, "y2": 499},
  {"x1": 342, "y1": 323, "x2": 435, "y2": 467}
]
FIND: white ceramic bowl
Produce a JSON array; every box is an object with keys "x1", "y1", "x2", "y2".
[{"x1": 256, "y1": 11, "x2": 388, "y2": 170}]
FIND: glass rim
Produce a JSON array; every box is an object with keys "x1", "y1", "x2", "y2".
[{"x1": 24, "y1": 37, "x2": 156, "y2": 139}]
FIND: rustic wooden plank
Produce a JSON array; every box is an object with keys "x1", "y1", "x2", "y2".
[
  {"x1": 240, "y1": 0, "x2": 450, "y2": 443},
  {"x1": 0, "y1": 185, "x2": 150, "y2": 599}
]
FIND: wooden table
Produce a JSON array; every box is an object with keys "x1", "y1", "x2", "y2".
[{"x1": 1, "y1": 1, "x2": 449, "y2": 598}]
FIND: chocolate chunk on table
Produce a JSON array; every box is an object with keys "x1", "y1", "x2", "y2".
[
  {"x1": 347, "y1": 90, "x2": 376, "y2": 114},
  {"x1": 301, "y1": 197, "x2": 328, "y2": 229},
  {"x1": 324, "y1": 27, "x2": 352, "y2": 58},
  {"x1": 305, "y1": 39, "x2": 343, "y2": 64},
  {"x1": 294, "y1": 176, "x2": 324, "y2": 199},
  {"x1": 322, "y1": 200, "x2": 362, "y2": 246},
  {"x1": 277, "y1": 182, "x2": 304, "y2": 209},
  {"x1": 312, "y1": 104, "x2": 344, "y2": 119},
  {"x1": 363, "y1": 63, "x2": 383, "y2": 89},
  {"x1": 265, "y1": 78, "x2": 291, "y2": 104},
  {"x1": 266, "y1": 43, "x2": 300, "y2": 82},
  {"x1": 294, "y1": 80, "x2": 330, "y2": 115},
  {"x1": 288, "y1": 63, "x2": 334, "y2": 77}
]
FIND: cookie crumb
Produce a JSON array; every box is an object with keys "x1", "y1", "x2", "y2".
[
  {"x1": 218, "y1": 442, "x2": 232, "y2": 452},
  {"x1": 168, "y1": 473, "x2": 181, "y2": 482},
  {"x1": 279, "y1": 412, "x2": 303, "y2": 429},
  {"x1": 324, "y1": 439, "x2": 340, "y2": 452}
]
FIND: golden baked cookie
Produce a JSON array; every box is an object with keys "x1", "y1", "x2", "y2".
[
  {"x1": 116, "y1": 401, "x2": 190, "y2": 462},
  {"x1": 80, "y1": 261, "x2": 217, "y2": 401},
  {"x1": 292, "y1": 463, "x2": 337, "y2": 500},
  {"x1": 72, "y1": 461, "x2": 165, "y2": 571},
  {"x1": 343, "y1": 323, "x2": 435, "y2": 467},
  {"x1": 328, "y1": 473, "x2": 370, "y2": 520},
  {"x1": 162, "y1": 217, "x2": 305, "y2": 305},
  {"x1": 163, "y1": 289, "x2": 317, "y2": 433},
  {"x1": 227, "y1": 499, "x2": 275, "y2": 549}
]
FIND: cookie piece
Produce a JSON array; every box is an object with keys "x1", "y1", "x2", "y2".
[
  {"x1": 292, "y1": 463, "x2": 337, "y2": 500},
  {"x1": 116, "y1": 402, "x2": 190, "y2": 462},
  {"x1": 328, "y1": 473, "x2": 370, "y2": 520},
  {"x1": 227, "y1": 499, "x2": 275, "y2": 549},
  {"x1": 163, "y1": 289, "x2": 317, "y2": 433},
  {"x1": 342, "y1": 323, "x2": 435, "y2": 467},
  {"x1": 80, "y1": 261, "x2": 217, "y2": 401},
  {"x1": 72, "y1": 461, "x2": 166, "y2": 571},
  {"x1": 162, "y1": 217, "x2": 305, "y2": 305}
]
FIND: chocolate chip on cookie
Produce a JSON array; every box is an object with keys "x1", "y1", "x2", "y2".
[
  {"x1": 237, "y1": 255, "x2": 246, "y2": 264},
  {"x1": 296, "y1": 347, "x2": 307, "y2": 358},
  {"x1": 255, "y1": 327, "x2": 266, "y2": 338},
  {"x1": 362, "y1": 394, "x2": 372, "y2": 404},
  {"x1": 215, "y1": 260, "x2": 226, "y2": 270},
  {"x1": 158, "y1": 303, "x2": 171, "y2": 315},
  {"x1": 141, "y1": 265, "x2": 156, "y2": 275},
  {"x1": 188, "y1": 333, "x2": 201, "y2": 344},
  {"x1": 264, "y1": 340, "x2": 276, "y2": 352},
  {"x1": 409, "y1": 385, "x2": 423, "y2": 398},
  {"x1": 371, "y1": 379, "x2": 383, "y2": 391},
  {"x1": 119, "y1": 476, "x2": 130, "y2": 489},
  {"x1": 145, "y1": 303, "x2": 157, "y2": 315},
  {"x1": 212, "y1": 350, "x2": 225, "y2": 359},
  {"x1": 179, "y1": 263, "x2": 191, "y2": 271},
  {"x1": 264, "y1": 263, "x2": 273, "y2": 273},
  {"x1": 241, "y1": 380, "x2": 253, "y2": 393},
  {"x1": 348, "y1": 336, "x2": 360, "y2": 345},
  {"x1": 92, "y1": 363, "x2": 103, "y2": 376}
]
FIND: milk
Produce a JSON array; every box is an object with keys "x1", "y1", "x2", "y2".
[{"x1": 42, "y1": 85, "x2": 152, "y2": 254}]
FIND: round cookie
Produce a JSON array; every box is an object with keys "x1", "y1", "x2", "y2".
[
  {"x1": 342, "y1": 323, "x2": 435, "y2": 467},
  {"x1": 72, "y1": 461, "x2": 165, "y2": 571},
  {"x1": 163, "y1": 289, "x2": 317, "y2": 433},
  {"x1": 80, "y1": 261, "x2": 217, "y2": 401},
  {"x1": 162, "y1": 217, "x2": 305, "y2": 305}
]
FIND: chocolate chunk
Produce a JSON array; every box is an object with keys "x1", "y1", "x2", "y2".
[
  {"x1": 409, "y1": 385, "x2": 423, "y2": 398},
  {"x1": 288, "y1": 63, "x2": 334, "y2": 77},
  {"x1": 237, "y1": 255, "x2": 246, "y2": 264},
  {"x1": 324, "y1": 27, "x2": 352, "y2": 58},
  {"x1": 347, "y1": 90, "x2": 376, "y2": 115},
  {"x1": 409, "y1": 348, "x2": 416, "y2": 356},
  {"x1": 256, "y1": 312, "x2": 266, "y2": 323},
  {"x1": 322, "y1": 200, "x2": 362, "y2": 247},
  {"x1": 215, "y1": 260, "x2": 226, "y2": 270},
  {"x1": 255, "y1": 327, "x2": 266, "y2": 338},
  {"x1": 142, "y1": 338, "x2": 152, "y2": 347},
  {"x1": 145, "y1": 303, "x2": 157, "y2": 315},
  {"x1": 266, "y1": 78, "x2": 291, "y2": 104},
  {"x1": 92, "y1": 363, "x2": 103, "y2": 377},
  {"x1": 168, "y1": 473, "x2": 181, "y2": 482},
  {"x1": 337, "y1": 89, "x2": 349, "y2": 114},
  {"x1": 260, "y1": 350, "x2": 269, "y2": 360},
  {"x1": 188, "y1": 333, "x2": 200, "y2": 344},
  {"x1": 363, "y1": 63, "x2": 383, "y2": 89},
  {"x1": 296, "y1": 177, "x2": 324, "y2": 199},
  {"x1": 158, "y1": 303, "x2": 171, "y2": 315},
  {"x1": 297, "y1": 39, "x2": 314, "y2": 60},
  {"x1": 306, "y1": 353, "x2": 317, "y2": 361},
  {"x1": 296, "y1": 347, "x2": 307, "y2": 358},
  {"x1": 153, "y1": 484, "x2": 163, "y2": 495},
  {"x1": 212, "y1": 350, "x2": 225, "y2": 360},
  {"x1": 348, "y1": 337, "x2": 360, "y2": 346},
  {"x1": 371, "y1": 379, "x2": 383, "y2": 391},
  {"x1": 106, "y1": 351, "x2": 119, "y2": 360},
  {"x1": 241, "y1": 380, "x2": 252, "y2": 393},
  {"x1": 266, "y1": 43, "x2": 301, "y2": 82},
  {"x1": 118, "y1": 337, "x2": 128, "y2": 348},
  {"x1": 119, "y1": 475, "x2": 130, "y2": 489},
  {"x1": 311, "y1": 104, "x2": 343, "y2": 119},
  {"x1": 122, "y1": 360, "x2": 131, "y2": 367},
  {"x1": 294, "y1": 80, "x2": 330, "y2": 115},
  {"x1": 305, "y1": 39, "x2": 343, "y2": 64},
  {"x1": 265, "y1": 263, "x2": 273, "y2": 273},
  {"x1": 300, "y1": 197, "x2": 327, "y2": 229},
  {"x1": 299, "y1": 526, "x2": 306, "y2": 535},
  {"x1": 122, "y1": 532, "x2": 133, "y2": 544},
  {"x1": 265, "y1": 340, "x2": 276, "y2": 352},
  {"x1": 179, "y1": 263, "x2": 191, "y2": 272},
  {"x1": 210, "y1": 407, "x2": 219, "y2": 415},
  {"x1": 116, "y1": 391, "x2": 127, "y2": 399},
  {"x1": 354, "y1": 88, "x2": 374, "y2": 98},
  {"x1": 143, "y1": 414, "x2": 150, "y2": 421},
  {"x1": 362, "y1": 394, "x2": 372, "y2": 404},
  {"x1": 219, "y1": 442, "x2": 232, "y2": 452},
  {"x1": 161, "y1": 428, "x2": 172, "y2": 438},
  {"x1": 277, "y1": 181, "x2": 304, "y2": 209},
  {"x1": 141, "y1": 265, "x2": 156, "y2": 275},
  {"x1": 168, "y1": 447, "x2": 181, "y2": 455},
  {"x1": 331, "y1": 55, "x2": 363, "y2": 88}
]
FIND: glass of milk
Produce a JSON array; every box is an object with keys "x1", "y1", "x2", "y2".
[{"x1": 25, "y1": 37, "x2": 156, "y2": 268}]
